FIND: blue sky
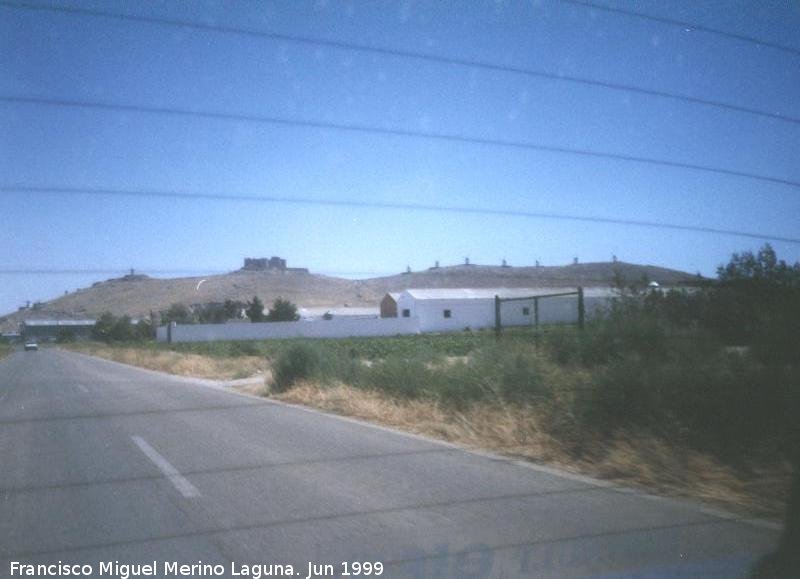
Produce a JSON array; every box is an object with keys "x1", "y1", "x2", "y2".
[{"x1": 1, "y1": 0, "x2": 799, "y2": 315}]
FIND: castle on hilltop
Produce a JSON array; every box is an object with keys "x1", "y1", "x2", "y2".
[{"x1": 241, "y1": 257, "x2": 308, "y2": 273}]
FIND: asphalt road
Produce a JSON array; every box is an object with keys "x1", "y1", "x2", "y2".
[{"x1": 0, "y1": 348, "x2": 781, "y2": 578}]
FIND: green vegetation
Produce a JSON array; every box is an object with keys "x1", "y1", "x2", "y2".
[
  {"x1": 264, "y1": 245, "x2": 799, "y2": 466},
  {"x1": 55, "y1": 328, "x2": 76, "y2": 343},
  {"x1": 196, "y1": 300, "x2": 246, "y2": 323},
  {"x1": 0, "y1": 342, "x2": 11, "y2": 360},
  {"x1": 160, "y1": 303, "x2": 194, "y2": 325},
  {"x1": 246, "y1": 296, "x2": 266, "y2": 322},
  {"x1": 266, "y1": 297, "x2": 300, "y2": 322},
  {"x1": 272, "y1": 343, "x2": 323, "y2": 392},
  {"x1": 151, "y1": 328, "x2": 532, "y2": 360},
  {"x1": 91, "y1": 312, "x2": 153, "y2": 342},
  {"x1": 77, "y1": 245, "x2": 797, "y2": 471},
  {"x1": 160, "y1": 300, "x2": 246, "y2": 324}
]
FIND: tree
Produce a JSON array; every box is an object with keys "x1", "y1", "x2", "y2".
[
  {"x1": 246, "y1": 296, "x2": 266, "y2": 322},
  {"x1": 110, "y1": 315, "x2": 135, "y2": 341},
  {"x1": 160, "y1": 303, "x2": 194, "y2": 325},
  {"x1": 707, "y1": 244, "x2": 800, "y2": 362},
  {"x1": 267, "y1": 297, "x2": 299, "y2": 322},
  {"x1": 718, "y1": 244, "x2": 800, "y2": 289},
  {"x1": 90, "y1": 312, "x2": 152, "y2": 342},
  {"x1": 223, "y1": 299, "x2": 245, "y2": 320},
  {"x1": 133, "y1": 318, "x2": 154, "y2": 340},
  {"x1": 91, "y1": 312, "x2": 116, "y2": 342},
  {"x1": 196, "y1": 300, "x2": 247, "y2": 323}
]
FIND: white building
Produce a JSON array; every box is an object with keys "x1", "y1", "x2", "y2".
[{"x1": 394, "y1": 288, "x2": 614, "y2": 333}]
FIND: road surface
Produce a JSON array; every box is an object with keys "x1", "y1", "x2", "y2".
[{"x1": 0, "y1": 348, "x2": 780, "y2": 578}]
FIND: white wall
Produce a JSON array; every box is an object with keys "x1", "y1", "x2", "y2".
[
  {"x1": 158, "y1": 317, "x2": 420, "y2": 343},
  {"x1": 156, "y1": 325, "x2": 169, "y2": 342},
  {"x1": 158, "y1": 292, "x2": 615, "y2": 343}
]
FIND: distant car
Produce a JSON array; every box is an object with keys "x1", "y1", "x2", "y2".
[{"x1": 24, "y1": 341, "x2": 38, "y2": 351}]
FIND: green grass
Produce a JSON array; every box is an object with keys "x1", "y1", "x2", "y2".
[
  {"x1": 0, "y1": 343, "x2": 11, "y2": 360},
  {"x1": 263, "y1": 322, "x2": 798, "y2": 465},
  {"x1": 149, "y1": 327, "x2": 548, "y2": 361},
  {"x1": 71, "y1": 321, "x2": 798, "y2": 465}
]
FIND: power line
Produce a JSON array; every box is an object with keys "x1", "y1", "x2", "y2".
[
  {"x1": 2, "y1": 1, "x2": 798, "y2": 126},
  {"x1": 3, "y1": 184, "x2": 799, "y2": 245},
  {"x1": 557, "y1": 0, "x2": 800, "y2": 57},
  {"x1": 3, "y1": 95, "x2": 800, "y2": 191}
]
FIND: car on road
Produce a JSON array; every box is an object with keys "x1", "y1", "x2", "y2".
[{"x1": 24, "y1": 341, "x2": 38, "y2": 351}]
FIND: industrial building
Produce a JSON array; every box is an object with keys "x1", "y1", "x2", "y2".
[
  {"x1": 20, "y1": 319, "x2": 97, "y2": 342},
  {"x1": 390, "y1": 287, "x2": 614, "y2": 333}
]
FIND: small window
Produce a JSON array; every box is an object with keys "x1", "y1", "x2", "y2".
[
  {"x1": 402, "y1": 309, "x2": 410, "y2": 318},
  {"x1": 443, "y1": 309, "x2": 451, "y2": 318},
  {"x1": 522, "y1": 307, "x2": 530, "y2": 316}
]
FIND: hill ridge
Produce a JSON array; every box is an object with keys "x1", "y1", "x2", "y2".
[{"x1": 0, "y1": 261, "x2": 699, "y2": 332}]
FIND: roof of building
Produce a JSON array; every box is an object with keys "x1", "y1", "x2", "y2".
[
  {"x1": 298, "y1": 307, "x2": 380, "y2": 318},
  {"x1": 401, "y1": 287, "x2": 618, "y2": 300},
  {"x1": 22, "y1": 319, "x2": 96, "y2": 327}
]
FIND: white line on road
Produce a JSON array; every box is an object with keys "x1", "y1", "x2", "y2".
[
  {"x1": 76, "y1": 384, "x2": 89, "y2": 393},
  {"x1": 131, "y1": 436, "x2": 200, "y2": 498}
]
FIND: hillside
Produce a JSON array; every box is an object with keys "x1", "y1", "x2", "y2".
[
  {"x1": 361, "y1": 261, "x2": 698, "y2": 292},
  {"x1": 0, "y1": 261, "x2": 699, "y2": 332}
]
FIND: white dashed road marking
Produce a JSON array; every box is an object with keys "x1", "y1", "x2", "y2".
[{"x1": 131, "y1": 435, "x2": 200, "y2": 498}]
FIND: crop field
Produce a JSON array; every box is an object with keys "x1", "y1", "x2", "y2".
[{"x1": 148, "y1": 327, "x2": 547, "y2": 361}]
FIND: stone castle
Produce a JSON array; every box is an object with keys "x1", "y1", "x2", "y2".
[{"x1": 241, "y1": 257, "x2": 308, "y2": 273}]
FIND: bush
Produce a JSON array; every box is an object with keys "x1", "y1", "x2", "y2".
[
  {"x1": 246, "y1": 296, "x2": 266, "y2": 322},
  {"x1": 498, "y1": 351, "x2": 546, "y2": 401},
  {"x1": 91, "y1": 312, "x2": 116, "y2": 342},
  {"x1": 272, "y1": 343, "x2": 322, "y2": 392},
  {"x1": 160, "y1": 303, "x2": 195, "y2": 325},
  {"x1": 266, "y1": 298, "x2": 300, "y2": 322},
  {"x1": 574, "y1": 345, "x2": 798, "y2": 461},
  {"x1": 358, "y1": 357, "x2": 430, "y2": 399},
  {"x1": 228, "y1": 341, "x2": 261, "y2": 356},
  {"x1": 56, "y1": 329, "x2": 76, "y2": 343}
]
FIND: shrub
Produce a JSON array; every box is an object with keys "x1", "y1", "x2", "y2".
[
  {"x1": 160, "y1": 303, "x2": 195, "y2": 325},
  {"x1": 575, "y1": 345, "x2": 798, "y2": 461},
  {"x1": 228, "y1": 341, "x2": 261, "y2": 356},
  {"x1": 433, "y1": 362, "x2": 492, "y2": 408},
  {"x1": 271, "y1": 343, "x2": 321, "y2": 392},
  {"x1": 358, "y1": 357, "x2": 429, "y2": 399},
  {"x1": 246, "y1": 296, "x2": 266, "y2": 322},
  {"x1": 56, "y1": 329, "x2": 76, "y2": 343},
  {"x1": 91, "y1": 312, "x2": 116, "y2": 342},
  {"x1": 266, "y1": 298, "x2": 300, "y2": 322},
  {"x1": 498, "y1": 351, "x2": 546, "y2": 401}
]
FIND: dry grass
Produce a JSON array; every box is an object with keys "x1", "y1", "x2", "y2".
[
  {"x1": 59, "y1": 340, "x2": 791, "y2": 520},
  {"x1": 275, "y1": 382, "x2": 791, "y2": 521},
  {"x1": 63, "y1": 342, "x2": 268, "y2": 380}
]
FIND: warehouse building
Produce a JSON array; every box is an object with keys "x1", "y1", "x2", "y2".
[
  {"x1": 391, "y1": 287, "x2": 614, "y2": 333},
  {"x1": 21, "y1": 319, "x2": 96, "y2": 342}
]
